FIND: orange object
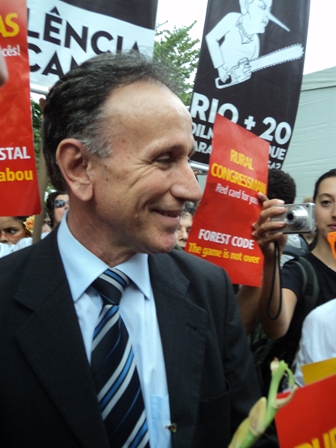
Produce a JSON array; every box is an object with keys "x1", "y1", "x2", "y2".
[{"x1": 327, "y1": 232, "x2": 336, "y2": 260}]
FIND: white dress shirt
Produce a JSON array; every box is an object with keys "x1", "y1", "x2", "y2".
[
  {"x1": 294, "y1": 298, "x2": 336, "y2": 387},
  {"x1": 57, "y1": 214, "x2": 172, "y2": 447}
]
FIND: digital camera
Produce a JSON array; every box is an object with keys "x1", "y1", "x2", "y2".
[{"x1": 271, "y1": 203, "x2": 315, "y2": 234}]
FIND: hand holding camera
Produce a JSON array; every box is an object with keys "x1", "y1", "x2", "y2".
[{"x1": 270, "y1": 203, "x2": 315, "y2": 234}]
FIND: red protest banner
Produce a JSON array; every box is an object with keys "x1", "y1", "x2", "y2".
[
  {"x1": 0, "y1": 0, "x2": 41, "y2": 216},
  {"x1": 186, "y1": 115, "x2": 268, "y2": 286},
  {"x1": 276, "y1": 374, "x2": 336, "y2": 448}
]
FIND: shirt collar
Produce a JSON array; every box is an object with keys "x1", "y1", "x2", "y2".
[
  {"x1": 116, "y1": 254, "x2": 151, "y2": 300},
  {"x1": 57, "y1": 212, "x2": 151, "y2": 302}
]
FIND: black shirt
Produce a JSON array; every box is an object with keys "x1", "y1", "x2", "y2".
[
  {"x1": 281, "y1": 252, "x2": 336, "y2": 342},
  {"x1": 282, "y1": 252, "x2": 336, "y2": 307}
]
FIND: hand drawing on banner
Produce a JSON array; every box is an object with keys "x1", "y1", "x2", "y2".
[{"x1": 205, "y1": 0, "x2": 303, "y2": 89}]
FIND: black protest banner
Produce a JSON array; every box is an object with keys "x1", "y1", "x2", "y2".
[
  {"x1": 27, "y1": 0, "x2": 158, "y2": 92},
  {"x1": 190, "y1": 0, "x2": 310, "y2": 170}
]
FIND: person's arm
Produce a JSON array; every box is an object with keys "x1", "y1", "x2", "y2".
[
  {"x1": 205, "y1": 13, "x2": 238, "y2": 71},
  {"x1": 253, "y1": 193, "x2": 297, "y2": 339},
  {"x1": 236, "y1": 285, "x2": 261, "y2": 333},
  {"x1": 221, "y1": 271, "x2": 278, "y2": 447}
]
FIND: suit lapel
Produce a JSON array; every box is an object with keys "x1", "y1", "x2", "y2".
[
  {"x1": 14, "y1": 232, "x2": 109, "y2": 448},
  {"x1": 149, "y1": 253, "x2": 208, "y2": 447},
  {"x1": 13, "y1": 236, "x2": 209, "y2": 447}
]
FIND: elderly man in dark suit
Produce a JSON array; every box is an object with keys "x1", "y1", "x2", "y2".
[{"x1": 0, "y1": 52, "x2": 277, "y2": 447}]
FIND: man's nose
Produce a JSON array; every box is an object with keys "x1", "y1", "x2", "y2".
[
  {"x1": 188, "y1": 171, "x2": 203, "y2": 203},
  {"x1": 173, "y1": 162, "x2": 202, "y2": 203},
  {"x1": 181, "y1": 229, "x2": 188, "y2": 240}
]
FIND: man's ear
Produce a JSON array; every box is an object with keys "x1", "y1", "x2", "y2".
[{"x1": 56, "y1": 139, "x2": 93, "y2": 201}]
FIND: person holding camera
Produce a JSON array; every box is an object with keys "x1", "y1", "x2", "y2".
[
  {"x1": 267, "y1": 169, "x2": 311, "y2": 267},
  {"x1": 253, "y1": 168, "x2": 336, "y2": 358},
  {"x1": 237, "y1": 168, "x2": 307, "y2": 334}
]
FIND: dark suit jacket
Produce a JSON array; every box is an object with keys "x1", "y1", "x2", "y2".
[{"x1": 0, "y1": 230, "x2": 276, "y2": 447}]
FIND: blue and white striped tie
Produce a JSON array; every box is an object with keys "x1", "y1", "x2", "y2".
[{"x1": 91, "y1": 268, "x2": 150, "y2": 448}]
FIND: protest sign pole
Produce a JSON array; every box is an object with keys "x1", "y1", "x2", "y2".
[{"x1": 32, "y1": 148, "x2": 47, "y2": 243}]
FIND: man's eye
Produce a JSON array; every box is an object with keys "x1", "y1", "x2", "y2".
[
  {"x1": 159, "y1": 158, "x2": 171, "y2": 164},
  {"x1": 156, "y1": 156, "x2": 173, "y2": 165}
]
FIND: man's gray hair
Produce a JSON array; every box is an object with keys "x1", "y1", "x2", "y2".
[{"x1": 42, "y1": 51, "x2": 180, "y2": 190}]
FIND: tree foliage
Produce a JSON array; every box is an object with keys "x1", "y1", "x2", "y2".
[
  {"x1": 31, "y1": 98, "x2": 54, "y2": 194},
  {"x1": 31, "y1": 98, "x2": 42, "y2": 165},
  {"x1": 154, "y1": 21, "x2": 200, "y2": 106}
]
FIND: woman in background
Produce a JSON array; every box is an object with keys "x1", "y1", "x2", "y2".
[
  {"x1": 0, "y1": 216, "x2": 32, "y2": 245},
  {"x1": 175, "y1": 202, "x2": 197, "y2": 250},
  {"x1": 45, "y1": 191, "x2": 69, "y2": 229}
]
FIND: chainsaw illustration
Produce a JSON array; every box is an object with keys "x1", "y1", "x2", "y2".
[{"x1": 215, "y1": 44, "x2": 304, "y2": 89}]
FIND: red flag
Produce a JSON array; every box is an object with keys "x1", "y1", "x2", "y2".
[
  {"x1": 0, "y1": 0, "x2": 41, "y2": 216},
  {"x1": 276, "y1": 374, "x2": 336, "y2": 447}
]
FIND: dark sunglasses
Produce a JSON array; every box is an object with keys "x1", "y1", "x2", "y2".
[{"x1": 54, "y1": 199, "x2": 70, "y2": 208}]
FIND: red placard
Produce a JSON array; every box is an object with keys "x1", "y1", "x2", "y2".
[
  {"x1": 0, "y1": 0, "x2": 41, "y2": 216},
  {"x1": 186, "y1": 115, "x2": 268, "y2": 286},
  {"x1": 276, "y1": 375, "x2": 336, "y2": 448}
]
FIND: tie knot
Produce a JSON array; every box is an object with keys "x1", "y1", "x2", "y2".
[{"x1": 93, "y1": 268, "x2": 130, "y2": 305}]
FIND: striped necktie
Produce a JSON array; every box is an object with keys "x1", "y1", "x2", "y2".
[{"x1": 91, "y1": 268, "x2": 150, "y2": 448}]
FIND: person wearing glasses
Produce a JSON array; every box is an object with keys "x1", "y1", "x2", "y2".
[
  {"x1": 45, "y1": 190, "x2": 69, "y2": 229},
  {"x1": 0, "y1": 192, "x2": 69, "y2": 257}
]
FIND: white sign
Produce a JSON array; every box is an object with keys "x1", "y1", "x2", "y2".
[{"x1": 27, "y1": 0, "x2": 155, "y2": 92}]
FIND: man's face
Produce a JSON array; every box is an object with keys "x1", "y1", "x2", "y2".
[
  {"x1": 175, "y1": 212, "x2": 193, "y2": 249},
  {"x1": 248, "y1": 0, "x2": 273, "y2": 33},
  {"x1": 85, "y1": 81, "x2": 202, "y2": 258}
]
